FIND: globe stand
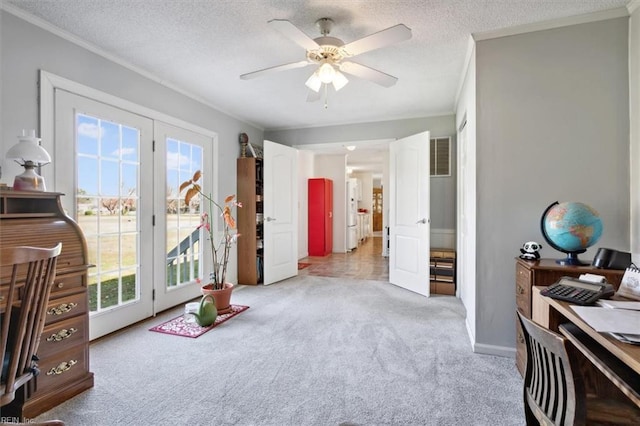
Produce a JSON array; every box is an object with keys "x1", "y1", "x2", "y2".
[{"x1": 555, "y1": 250, "x2": 588, "y2": 266}]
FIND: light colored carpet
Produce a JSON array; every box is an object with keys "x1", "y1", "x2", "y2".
[{"x1": 36, "y1": 275, "x2": 523, "y2": 425}]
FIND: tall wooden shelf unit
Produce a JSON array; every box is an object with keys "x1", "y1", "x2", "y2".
[
  {"x1": 514, "y1": 258, "x2": 624, "y2": 376},
  {"x1": 237, "y1": 157, "x2": 263, "y2": 284},
  {"x1": 0, "y1": 190, "x2": 94, "y2": 418}
]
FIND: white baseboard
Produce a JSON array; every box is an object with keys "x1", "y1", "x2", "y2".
[
  {"x1": 463, "y1": 317, "x2": 516, "y2": 359},
  {"x1": 473, "y1": 342, "x2": 516, "y2": 359}
]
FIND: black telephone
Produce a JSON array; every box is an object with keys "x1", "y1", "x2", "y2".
[{"x1": 541, "y1": 276, "x2": 615, "y2": 305}]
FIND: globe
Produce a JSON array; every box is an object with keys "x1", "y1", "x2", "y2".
[{"x1": 540, "y1": 201, "x2": 603, "y2": 265}]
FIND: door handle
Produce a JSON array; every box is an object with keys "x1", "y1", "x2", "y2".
[
  {"x1": 265, "y1": 217, "x2": 276, "y2": 222},
  {"x1": 415, "y1": 218, "x2": 428, "y2": 224}
]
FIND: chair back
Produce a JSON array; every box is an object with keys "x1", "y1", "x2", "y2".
[
  {"x1": 517, "y1": 311, "x2": 587, "y2": 425},
  {"x1": 1, "y1": 244, "x2": 62, "y2": 406}
]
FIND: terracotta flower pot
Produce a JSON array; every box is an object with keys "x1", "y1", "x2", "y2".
[{"x1": 201, "y1": 282, "x2": 234, "y2": 315}]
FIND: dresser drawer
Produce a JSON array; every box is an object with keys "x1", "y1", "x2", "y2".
[
  {"x1": 51, "y1": 272, "x2": 85, "y2": 296},
  {"x1": 38, "y1": 315, "x2": 87, "y2": 358},
  {"x1": 31, "y1": 345, "x2": 89, "y2": 397},
  {"x1": 516, "y1": 282, "x2": 531, "y2": 316},
  {"x1": 45, "y1": 291, "x2": 87, "y2": 325},
  {"x1": 515, "y1": 263, "x2": 532, "y2": 317},
  {"x1": 516, "y1": 263, "x2": 531, "y2": 287}
]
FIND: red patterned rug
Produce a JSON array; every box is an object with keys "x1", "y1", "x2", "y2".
[
  {"x1": 298, "y1": 262, "x2": 311, "y2": 270},
  {"x1": 149, "y1": 305, "x2": 249, "y2": 338}
]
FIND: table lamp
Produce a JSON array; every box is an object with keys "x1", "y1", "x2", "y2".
[{"x1": 6, "y1": 130, "x2": 51, "y2": 191}]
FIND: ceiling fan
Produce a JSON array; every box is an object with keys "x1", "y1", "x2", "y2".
[{"x1": 240, "y1": 18, "x2": 412, "y2": 102}]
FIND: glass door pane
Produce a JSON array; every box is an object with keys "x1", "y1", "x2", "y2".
[
  {"x1": 166, "y1": 139, "x2": 203, "y2": 288},
  {"x1": 76, "y1": 113, "x2": 140, "y2": 312}
]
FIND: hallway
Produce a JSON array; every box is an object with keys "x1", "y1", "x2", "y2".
[{"x1": 298, "y1": 236, "x2": 389, "y2": 282}]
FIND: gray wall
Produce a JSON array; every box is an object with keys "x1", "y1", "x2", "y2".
[
  {"x1": 631, "y1": 5, "x2": 640, "y2": 257},
  {"x1": 266, "y1": 115, "x2": 458, "y2": 230},
  {"x1": 0, "y1": 11, "x2": 263, "y2": 196},
  {"x1": 474, "y1": 17, "x2": 629, "y2": 351}
]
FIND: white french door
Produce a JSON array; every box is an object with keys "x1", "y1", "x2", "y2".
[
  {"x1": 53, "y1": 85, "x2": 216, "y2": 339},
  {"x1": 55, "y1": 89, "x2": 154, "y2": 339},
  {"x1": 153, "y1": 122, "x2": 212, "y2": 312},
  {"x1": 263, "y1": 140, "x2": 298, "y2": 284},
  {"x1": 389, "y1": 131, "x2": 430, "y2": 296}
]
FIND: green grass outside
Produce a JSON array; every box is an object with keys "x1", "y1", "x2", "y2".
[{"x1": 88, "y1": 258, "x2": 200, "y2": 311}]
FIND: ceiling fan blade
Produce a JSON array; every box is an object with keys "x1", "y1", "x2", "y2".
[
  {"x1": 342, "y1": 24, "x2": 412, "y2": 57},
  {"x1": 240, "y1": 60, "x2": 312, "y2": 80},
  {"x1": 339, "y1": 62, "x2": 398, "y2": 87},
  {"x1": 268, "y1": 19, "x2": 320, "y2": 51},
  {"x1": 306, "y1": 90, "x2": 321, "y2": 102}
]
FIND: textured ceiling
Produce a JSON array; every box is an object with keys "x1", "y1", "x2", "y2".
[{"x1": 4, "y1": 0, "x2": 633, "y2": 134}]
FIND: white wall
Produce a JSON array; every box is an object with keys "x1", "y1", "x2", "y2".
[
  {"x1": 474, "y1": 17, "x2": 629, "y2": 355},
  {"x1": 315, "y1": 155, "x2": 347, "y2": 253}
]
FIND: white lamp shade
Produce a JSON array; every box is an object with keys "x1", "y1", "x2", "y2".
[
  {"x1": 318, "y1": 62, "x2": 336, "y2": 84},
  {"x1": 305, "y1": 72, "x2": 322, "y2": 93},
  {"x1": 6, "y1": 133, "x2": 51, "y2": 165},
  {"x1": 332, "y1": 71, "x2": 349, "y2": 91}
]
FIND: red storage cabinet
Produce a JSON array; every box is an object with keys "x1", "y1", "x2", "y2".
[{"x1": 308, "y1": 178, "x2": 333, "y2": 256}]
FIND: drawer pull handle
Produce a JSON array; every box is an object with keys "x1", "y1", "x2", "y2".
[
  {"x1": 518, "y1": 333, "x2": 525, "y2": 344},
  {"x1": 46, "y1": 360, "x2": 78, "y2": 376},
  {"x1": 57, "y1": 282, "x2": 64, "y2": 289},
  {"x1": 517, "y1": 285, "x2": 525, "y2": 295},
  {"x1": 47, "y1": 302, "x2": 78, "y2": 316},
  {"x1": 47, "y1": 328, "x2": 78, "y2": 342}
]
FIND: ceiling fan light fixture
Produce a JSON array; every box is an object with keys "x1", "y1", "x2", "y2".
[
  {"x1": 305, "y1": 73, "x2": 322, "y2": 92},
  {"x1": 332, "y1": 70, "x2": 348, "y2": 91},
  {"x1": 318, "y1": 62, "x2": 336, "y2": 84}
]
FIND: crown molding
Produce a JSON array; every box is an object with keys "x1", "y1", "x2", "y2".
[
  {"x1": 628, "y1": 0, "x2": 640, "y2": 14},
  {"x1": 473, "y1": 6, "x2": 630, "y2": 41}
]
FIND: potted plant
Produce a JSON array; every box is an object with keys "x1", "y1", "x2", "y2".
[{"x1": 180, "y1": 170, "x2": 241, "y2": 314}]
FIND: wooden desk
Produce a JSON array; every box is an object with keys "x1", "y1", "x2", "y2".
[
  {"x1": 1, "y1": 190, "x2": 94, "y2": 418},
  {"x1": 532, "y1": 286, "x2": 640, "y2": 407},
  {"x1": 515, "y1": 258, "x2": 624, "y2": 375}
]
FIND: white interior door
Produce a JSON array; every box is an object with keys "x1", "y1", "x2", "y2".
[
  {"x1": 153, "y1": 122, "x2": 212, "y2": 312},
  {"x1": 389, "y1": 131, "x2": 430, "y2": 296},
  {"x1": 263, "y1": 140, "x2": 298, "y2": 284}
]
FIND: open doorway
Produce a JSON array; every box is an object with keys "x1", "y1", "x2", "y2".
[{"x1": 295, "y1": 135, "x2": 456, "y2": 293}]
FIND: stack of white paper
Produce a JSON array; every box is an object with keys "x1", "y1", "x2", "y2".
[{"x1": 571, "y1": 304, "x2": 640, "y2": 345}]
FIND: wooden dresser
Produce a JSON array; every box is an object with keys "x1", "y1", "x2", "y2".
[
  {"x1": 1, "y1": 190, "x2": 94, "y2": 418},
  {"x1": 514, "y1": 258, "x2": 624, "y2": 376}
]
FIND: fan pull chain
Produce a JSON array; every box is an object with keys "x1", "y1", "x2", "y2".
[{"x1": 324, "y1": 84, "x2": 329, "y2": 109}]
